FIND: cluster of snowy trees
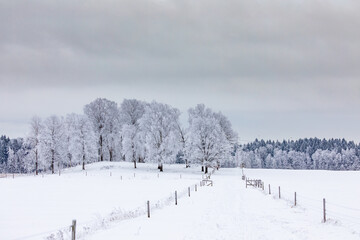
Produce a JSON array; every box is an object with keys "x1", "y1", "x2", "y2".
[
  {"x1": 0, "y1": 98, "x2": 237, "y2": 174},
  {"x1": 238, "y1": 138, "x2": 360, "y2": 170}
]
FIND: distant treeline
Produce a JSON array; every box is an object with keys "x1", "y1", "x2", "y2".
[{"x1": 238, "y1": 138, "x2": 360, "y2": 170}]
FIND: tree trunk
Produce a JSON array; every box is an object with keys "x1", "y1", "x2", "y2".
[
  {"x1": 160, "y1": 163, "x2": 163, "y2": 172},
  {"x1": 35, "y1": 150, "x2": 38, "y2": 175},
  {"x1": 35, "y1": 150, "x2": 39, "y2": 175},
  {"x1": 51, "y1": 149, "x2": 55, "y2": 174},
  {"x1": 109, "y1": 149, "x2": 113, "y2": 162},
  {"x1": 133, "y1": 151, "x2": 136, "y2": 168},
  {"x1": 201, "y1": 166, "x2": 204, "y2": 172},
  {"x1": 185, "y1": 159, "x2": 190, "y2": 168},
  {"x1": 82, "y1": 154, "x2": 85, "y2": 170},
  {"x1": 99, "y1": 135, "x2": 103, "y2": 161},
  {"x1": 205, "y1": 166, "x2": 208, "y2": 174}
]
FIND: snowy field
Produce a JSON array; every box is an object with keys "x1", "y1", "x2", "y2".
[
  {"x1": 1, "y1": 164, "x2": 360, "y2": 240},
  {"x1": 0, "y1": 162, "x2": 202, "y2": 240},
  {"x1": 244, "y1": 168, "x2": 360, "y2": 237}
]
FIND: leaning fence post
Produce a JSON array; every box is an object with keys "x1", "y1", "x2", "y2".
[
  {"x1": 294, "y1": 192, "x2": 297, "y2": 206},
  {"x1": 71, "y1": 219, "x2": 76, "y2": 240},
  {"x1": 278, "y1": 186, "x2": 281, "y2": 199},
  {"x1": 175, "y1": 191, "x2": 178, "y2": 205},
  {"x1": 268, "y1": 184, "x2": 271, "y2": 195},
  {"x1": 323, "y1": 198, "x2": 326, "y2": 222},
  {"x1": 147, "y1": 201, "x2": 150, "y2": 218}
]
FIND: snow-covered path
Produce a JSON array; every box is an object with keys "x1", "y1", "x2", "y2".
[{"x1": 88, "y1": 168, "x2": 360, "y2": 240}]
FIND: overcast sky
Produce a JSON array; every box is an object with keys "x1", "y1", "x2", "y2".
[{"x1": 1, "y1": 0, "x2": 360, "y2": 143}]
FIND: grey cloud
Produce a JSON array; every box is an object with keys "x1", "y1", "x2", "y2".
[
  {"x1": 1, "y1": 0, "x2": 360, "y2": 87},
  {"x1": 1, "y1": 0, "x2": 360, "y2": 141}
]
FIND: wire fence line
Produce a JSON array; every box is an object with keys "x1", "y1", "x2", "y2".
[
  {"x1": 243, "y1": 175, "x2": 360, "y2": 234},
  {"x1": 9, "y1": 172, "x2": 212, "y2": 240}
]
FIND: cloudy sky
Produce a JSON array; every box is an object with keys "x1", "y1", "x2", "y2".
[{"x1": 1, "y1": 0, "x2": 360, "y2": 142}]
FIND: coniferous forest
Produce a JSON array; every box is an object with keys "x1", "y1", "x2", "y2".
[{"x1": 237, "y1": 138, "x2": 360, "y2": 170}]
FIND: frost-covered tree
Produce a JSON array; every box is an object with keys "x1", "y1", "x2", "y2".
[
  {"x1": 7, "y1": 147, "x2": 18, "y2": 173},
  {"x1": 0, "y1": 136, "x2": 10, "y2": 167},
  {"x1": 64, "y1": 114, "x2": 76, "y2": 167},
  {"x1": 175, "y1": 116, "x2": 188, "y2": 167},
  {"x1": 186, "y1": 104, "x2": 233, "y2": 173},
  {"x1": 213, "y1": 112, "x2": 238, "y2": 145},
  {"x1": 139, "y1": 101, "x2": 181, "y2": 171},
  {"x1": 26, "y1": 116, "x2": 42, "y2": 175},
  {"x1": 119, "y1": 99, "x2": 146, "y2": 168},
  {"x1": 39, "y1": 115, "x2": 66, "y2": 174},
  {"x1": 65, "y1": 114, "x2": 97, "y2": 170},
  {"x1": 265, "y1": 154, "x2": 274, "y2": 169},
  {"x1": 84, "y1": 98, "x2": 120, "y2": 162}
]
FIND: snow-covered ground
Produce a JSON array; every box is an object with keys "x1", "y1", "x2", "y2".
[
  {"x1": 0, "y1": 162, "x2": 202, "y2": 240},
  {"x1": 1, "y1": 164, "x2": 360, "y2": 240}
]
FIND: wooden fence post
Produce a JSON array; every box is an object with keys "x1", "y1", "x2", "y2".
[
  {"x1": 71, "y1": 219, "x2": 76, "y2": 240},
  {"x1": 268, "y1": 184, "x2": 271, "y2": 195},
  {"x1": 323, "y1": 198, "x2": 326, "y2": 223},
  {"x1": 147, "y1": 201, "x2": 150, "y2": 218},
  {"x1": 278, "y1": 186, "x2": 281, "y2": 199},
  {"x1": 188, "y1": 187, "x2": 191, "y2": 197},
  {"x1": 294, "y1": 192, "x2": 297, "y2": 206},
  {"x1": 262, "y1": 182, "x2": 264, "y2": 191},
  {"x1": 195, "y1": 184, "x2": 197, "y2": 192},
  {"x1": 175, "y1": 191, "x2": 177, "y2": 205}
]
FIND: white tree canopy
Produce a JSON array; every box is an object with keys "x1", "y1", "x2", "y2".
[
  {"x1": 186, "y1": 104, "x2": 233, "y2": 172},
  {"x1": 139, "y1": 101, "x2": 181, "y2": 171},
  {"x1": 39, "y1": 115, "x2": 66, "y2": 174}
]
